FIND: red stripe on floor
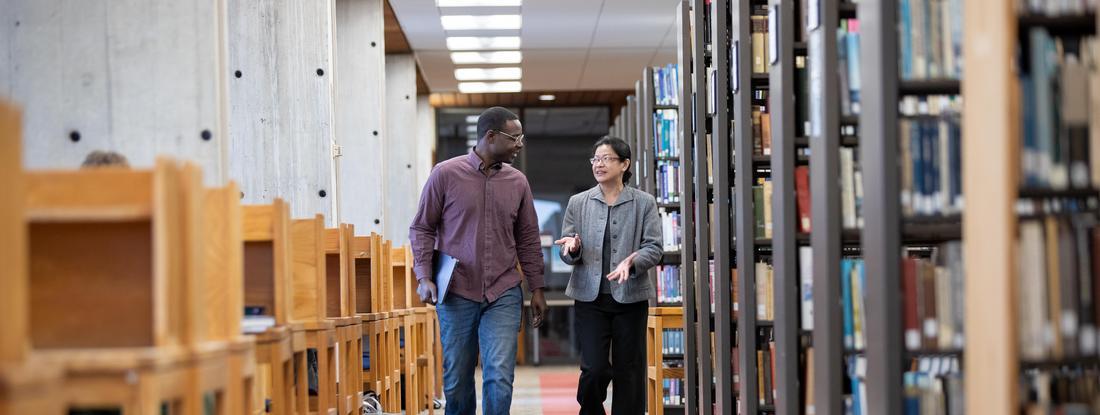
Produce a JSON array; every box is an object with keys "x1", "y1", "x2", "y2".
[{"x1": 539, "y1": 372, "x2": 610, "y2": 414}]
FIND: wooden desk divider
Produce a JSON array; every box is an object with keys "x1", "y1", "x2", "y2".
[
  {"x1": 177, "y1": 163, "x2": 234, "y2": 414},
  {"x1": 25, "y1": 159, "x2": 193, "y2": 413},
  {"x1": 378, "y1": 240, "x2": 402, "y2": 412},
  {"x1": 242, "y1": 200, "x2": 295, "y2": 415},
  {"x1": 0, "y1": 101, "x2": 63, "y2": 415},
  {"x1": 646, "y1": 307, "x2": 686, "y2": 415},
  {"x1": 289, "y1": 215, "x2": 338, "y2": 415},
  {"x1": 323, "y1": 224, "x2": 362, "y2": 415},
  {"x1": 356, "y1": 234, "x2": 387, "y2": 396},
  {"x1": 202, "y1": 182, "x2": 258, "y2": 414}
]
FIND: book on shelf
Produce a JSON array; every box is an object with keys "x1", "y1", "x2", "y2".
[
  {"x1": 753, "y1": 178, "x2": 774, "y2": 239},
  {"x1": 796, "y1": 165, "x2": 812, "y2": 233},
  {"x1": 1016, "y1": 0, "x2": 1097, "y2": 16},
  {"x1": 900, "y1": 95, "x2": 963, "y2": 217},
  {"x1": 663, "y1": 378, "x2": 685, "y2": 406},
  {"x1": 660, "y1": 208, "x2": 683, "y2": 252},
  {"x1": 846, "y1": 355, "x2": 868, "y2": 415},
  {"x1": 805, "y1": 346, "x2": 815, "y2": 415},
  {"x1": 839, "y1": 147, "x2": 864, "y2": 230},
  {"x1": 756, "y1": 327, "x2": 776, "y2": 406},
  {"x1": 904, "y1": 356, "x2": 963, "y2": 415},
  {"x1": 796, "y1": 55, "x2": 811, "y2": 138},
  {"x1": 654, "y1": 109, "x2": 681, "y2": 158},
  {"x1": 800, "y1": 246, "x2": 814, "y2": 331},
  {"x1": 663, "y1": 328, "x2": 685, "y2": 355},
  {"x1": 752, "y1": 101, "x2": 774, "y2": 156},
  {"x1": 1020, "y1": 31, "x2": 1099, "y2": 190},
  {"x1": 838, "y1": 19, "x2": 862, "y2": 117},
  {"x1": 756, "y1": 261, "x2": 775, "y2": 321},
  {"x1": 655, "y1": 64, "x2": 681, "y2": 106},
  {"x1": 900, "y1": 0, "x2": 963, "y2": 80},
  {"x1": 1018, "y1": 215, "x2": 1100, "y2": 361},
  {"x1": 902, "y1": 242, "x2": 965, "y2": 352},
  {"x1": 841, "y1": 257, "x2": 867, "y2": 351},
  {"x1": 657, "y1": 265, "x2": 683, "y2": 304},
  {"x1": 752, "y1": 14, "x2": 770, "y2": 74},
  {"x1": 657, "y1": 160, "x2": 681, "y2": 203}
]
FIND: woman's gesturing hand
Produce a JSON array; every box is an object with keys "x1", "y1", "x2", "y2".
[
  {"x1": 553, "y1": 233, "x2": 582, "y2": 254},
  {"x1": 606, "y1": 252, "x2": 638, "y2": 283}
]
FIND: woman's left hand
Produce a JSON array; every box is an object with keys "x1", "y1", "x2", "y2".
[{"x1": 606, "y1": 252, "x2": 638, "y2": 284}]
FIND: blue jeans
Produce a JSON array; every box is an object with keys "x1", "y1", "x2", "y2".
[{"x1": 436, "y1": 285, "x2": 522, "y2": 415}]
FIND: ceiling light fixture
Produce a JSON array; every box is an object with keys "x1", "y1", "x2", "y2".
[
  {"x1": 446, "y1": 36, "x2": 521, "y2": 50},
  {"x1": 466, "y1": 115, "x2": 480, "y2": 123},
  {"x1": 438, "y1": 0, "x2": 522, "y2": 6},
  {"x1": 440, "y1": 15, "x2": 521, "y2": 31},
  {"x1": 458, "y1": 81, "x2": 523, "y2": 93},
  {"x1": 450, "y1": 51, "x2": 522, "y2": 64},
  {"x1": 539, "y1": 94, "x2": 556, "y2": 101},
  {"x1": 455, "y1": 67, "x2": 522, "y2": 81}
]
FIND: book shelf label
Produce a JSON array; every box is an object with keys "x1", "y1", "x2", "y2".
[
  {"x1": 733, "y1": 41, "x2": 740, "y2": 92},
  {"x1": 769, "y1": 5, "x2": 779, "y2": 66},
  {"x1": 808, "y1": 0, "x2": 820, "y2": 31}
]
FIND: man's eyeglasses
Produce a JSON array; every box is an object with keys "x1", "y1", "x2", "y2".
[
  {"x1": 492, "y1": 130, "x2": 525, "y2": 146},
  {"x1": 589, "y1": 155, "x2": 622, "y2": 165}
]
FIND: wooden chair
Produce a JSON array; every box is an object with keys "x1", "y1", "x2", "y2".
[
  {"x1": 352, "y1": 233, "x2": 393, "y2": 404},
  {"x1": 243, "y1": 200, "x2": 296, "y2": 415},
  {"x1": 289, "y1": 215, "x2": 338, "y2": 415},
  {"x1": 202, "y1": 182, "x2": 258, "y2": 414},
  {"x1": 323, "y1": 224, "x2": 362, "y2": 415},
  {"x1": 25, "y1": 159, "x2": 194, "y2": 413},
  {"x1": 0, "y1": 101, "x2": 63, "y2": 415}
]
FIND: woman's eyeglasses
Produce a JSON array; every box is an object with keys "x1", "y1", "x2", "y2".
[{"x1": 589, "y1": 155, "x2": 622, "y2": 165}]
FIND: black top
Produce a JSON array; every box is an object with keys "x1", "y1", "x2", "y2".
[{"x1": 600, "y1": 205, "x2": 612, "y2": 293}]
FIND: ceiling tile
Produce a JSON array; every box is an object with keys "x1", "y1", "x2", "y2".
[
  {"x1": 590, "y1": 0, "x2": 679, "y2": 48},
  {"x1": 520, "y1": 0, "x2": 603, "y2": 49},
  {"x1": 578, "y1": 48, "x2": 655, "y2": 89},
  {"x1": 518, "y1": 49, "x2": 587, "y2": 91}
]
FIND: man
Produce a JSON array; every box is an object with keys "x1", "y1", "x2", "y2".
[{"x1": 409, "y1": 106, "x2": 548, "y2": 415}]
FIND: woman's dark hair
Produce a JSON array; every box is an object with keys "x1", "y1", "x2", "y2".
[{"x1": 592, "y1": 136, "x2": 632, "y2": 184}]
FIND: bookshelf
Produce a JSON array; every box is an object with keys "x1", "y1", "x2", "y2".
[
  {"x1": 688, "y1": 0, "x2": 716, "y2": 413},
  {"x1": 675, "y1": 2, "x2": 702, "y2": 413},
  {"x1": 965, "y1": 0, "x2": 1100, "y2": 413},
  {"x1": 766, "y1": 0, "x2": 804, "y2": 413}
]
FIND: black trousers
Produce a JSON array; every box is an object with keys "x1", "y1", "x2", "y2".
[{"x1": 574, "y1": 294, "x2": 648, "y2": 415}]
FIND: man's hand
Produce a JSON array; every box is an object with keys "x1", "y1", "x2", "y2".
[
  {"x1": 606, "y1": 252, "x2": 638, "y2": 284},
  {"x1": 530, "y1": 288, "x2": 547, "y2": 328},
  {"x1": 553, "y1": 233, "x2": 581, "y2": 254},
  {"x1": 417, "y1": 280, "x2": 438, "y2": 305}
]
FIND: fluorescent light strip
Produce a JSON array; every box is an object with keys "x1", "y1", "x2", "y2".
[
  {"x1": 450, "y1": 51, "x2": 522, "y2": 64},
  {"x1": 455, "y1": 67, "x2": 522, "y2": 81},
  {"x1": 458, "y1": 81, "x2": 522, "y2": 93},
  {"x1": 466, "y1": 115, "x2": 480, "y2": 123},
  {"x1": 440, "y1": 15, "x2": 521, "y2": 31},
  {"x1": 446, "y1": 36, "x2": 521, "y2": 50},
  {"x1": 438, "y1": 0, "x2": 522, "y2": 6},
  {"x1": 539, "y1": 94, "x2": 556, "y2": 101}
]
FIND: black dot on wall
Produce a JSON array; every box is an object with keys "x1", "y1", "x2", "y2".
[
  {"x1": 374, "y1": 219, "x2": 380, "y2": 225},
  {"x1": 234, "y1": 70, "x2": 242, "y2": 78},
  {"x1": 69, "y1": 131, "x2": 81, "y2": 142},
  {"x1": 318, "y1": 190, "x2": 327, "y2": 198},
  {"x1": 406, "y1": 164, "x2": 411, "y2": 169},
  {"x1": 405, "y1": 95, "x2": 410, "y2": 100},
  {"x1": 14, "y1": 21, "x2": 20, "y2": 27},
  {"x1": 370, "y1": 41, "x2": 377, "y2": 47},
  {"x1": 201, "y1": 130, "x2": 212, "y2": 141},
  {"x1": 372, "y1": 131, "x2": 378, "y2": 136},
  {"x1": 316, "y1": 68, "x2": 324, "y2": 76},
  {"x1": 240, "y1": 192, "x2": 245, "y2": 199}
]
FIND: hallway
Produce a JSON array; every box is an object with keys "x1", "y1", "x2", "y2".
[{"x1": 464, "y1": 365, "x2": 612, "y2": 414}]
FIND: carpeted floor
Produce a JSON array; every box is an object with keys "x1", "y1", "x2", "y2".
[{"x1": 456, "y1": 365, "x2": 611, "y2": 414}]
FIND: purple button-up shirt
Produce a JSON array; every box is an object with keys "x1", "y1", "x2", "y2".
[{"x1": 409, "y1": 150, "x2": 546, "y2": 303}]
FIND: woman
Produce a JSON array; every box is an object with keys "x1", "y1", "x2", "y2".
[{"x1": 555, "y1": 136, "x2": 663, "y2": 415}]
